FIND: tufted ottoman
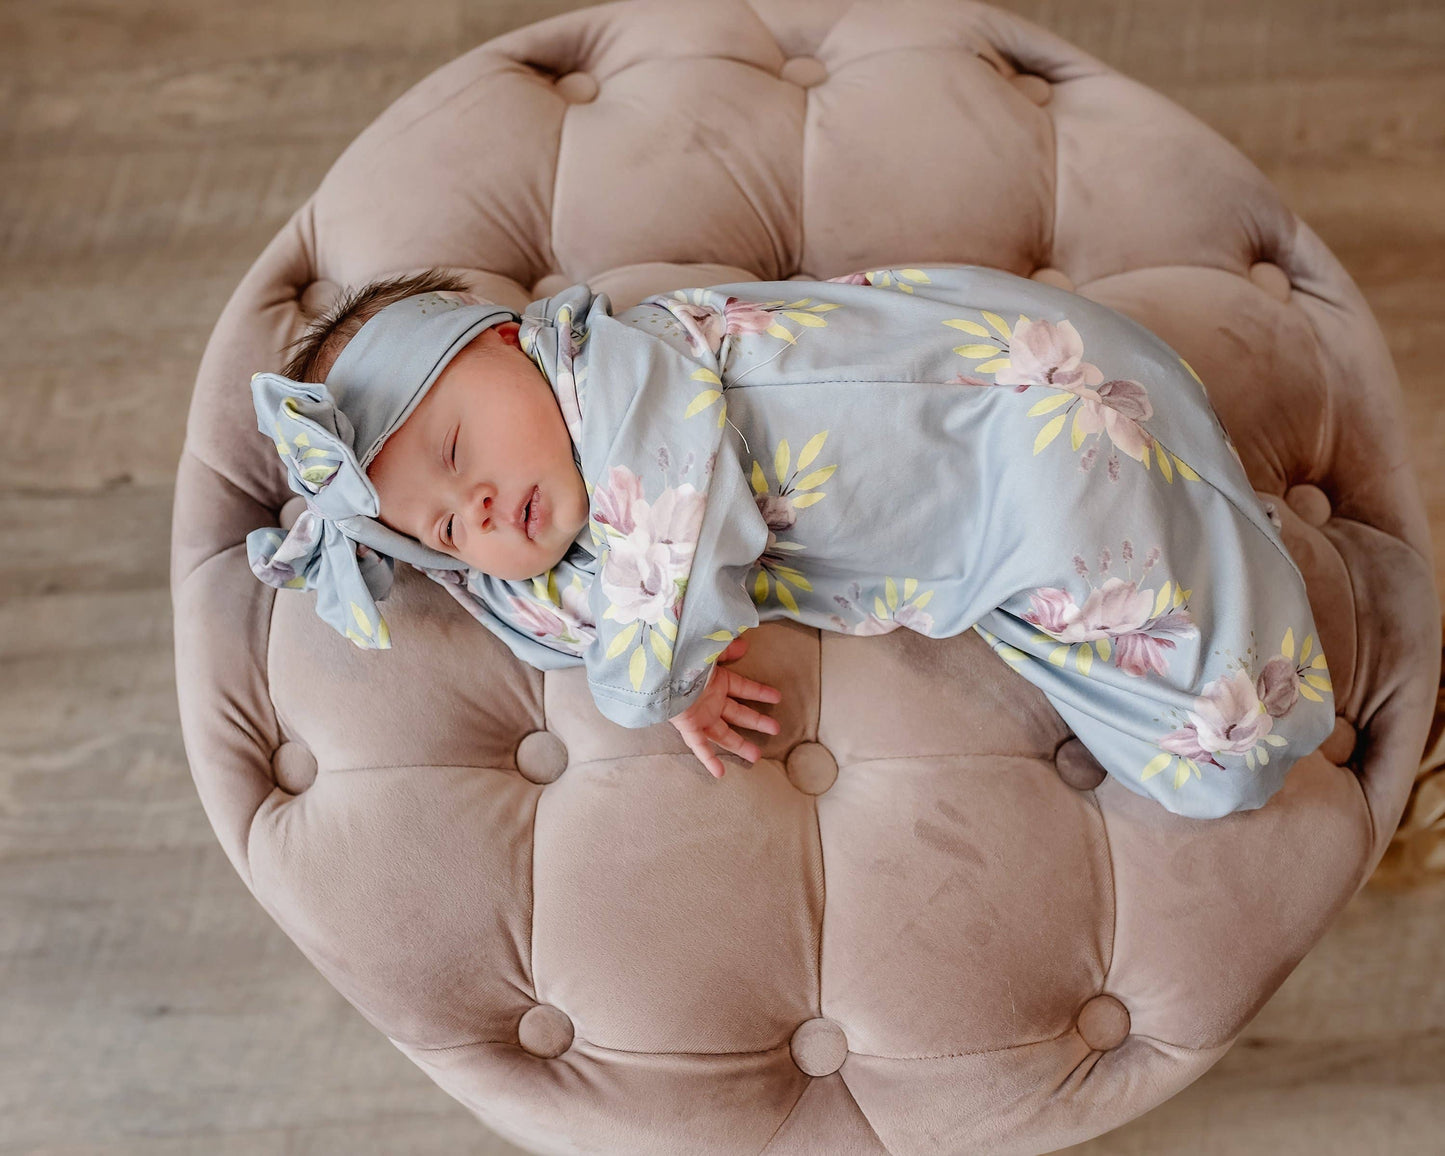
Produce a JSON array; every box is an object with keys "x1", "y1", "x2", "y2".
[{"x1": 169, "y1": 1, "x2": 1440, "y2": 1152}]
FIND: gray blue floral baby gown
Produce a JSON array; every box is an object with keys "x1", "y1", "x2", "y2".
[{"x1": 416, "y1": 264, "x2": 1335, "y2": 820}]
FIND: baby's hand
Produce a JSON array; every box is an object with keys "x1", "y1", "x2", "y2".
[{"x1": 668, "y1": 635, "x2": 782, "y2": 778}]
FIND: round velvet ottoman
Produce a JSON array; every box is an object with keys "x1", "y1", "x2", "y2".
[{"x1": 169, "y1": 1, "x2": 1440, "y2": 1152}]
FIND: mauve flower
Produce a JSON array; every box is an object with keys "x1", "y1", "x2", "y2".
[
  {"x1": 598, "y1": 481, "x2": 705, "y2": 627},
  {"x1": 1024, "y1": 577, "x2": 1155, "y2": 644},
  {"x1": 756, "y1": 491, "x2": 797, "y2": 532},
  {"x1": 994, "y1": 318, "x2": 1104, "y2": 392},
  {"x1": 592, "y1": 465, "x2": 645, "y2": 536},
  {"x1": 1187, "y1": 669, "x2": 1274, "y2": 755},
  {"x1": 1256, "y1": 654, "x2": 1301, "y2": 717}
]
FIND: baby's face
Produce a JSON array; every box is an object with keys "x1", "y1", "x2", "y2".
[{"x1": 365, "y1": 321, "x2": 589, "y2": 581}]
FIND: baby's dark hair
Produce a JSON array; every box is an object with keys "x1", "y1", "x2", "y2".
[{"x1": 280, "y1": 267, "x2": 474, "y2": 383}]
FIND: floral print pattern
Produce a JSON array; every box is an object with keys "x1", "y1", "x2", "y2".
[{"x1": 422, "y1": 267, "x2": 1332, "y2": 818}]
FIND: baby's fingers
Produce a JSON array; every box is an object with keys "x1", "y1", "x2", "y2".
[
  {"x1": 705, "y1": 719, "x2": 761, "y2": 765},
  {"x1": 722, "y1": 697, "x2": 781, "y2": 736},
  {"x1": 721, "y1": 669, "x2": 783, "y2": 704},
  {"x1": 684, "y1": 732, "x2": 726, "y2": 778}
]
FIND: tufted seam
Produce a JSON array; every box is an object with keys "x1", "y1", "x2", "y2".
[
  {"x1": 757, "y1": 1081, "x2": 813, "y2": 1156},
  {"x1": 1092, "y1": 794, "x2": 1119, "y2": 982}
]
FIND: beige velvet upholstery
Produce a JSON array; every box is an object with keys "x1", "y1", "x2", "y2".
[{"x1": 169, "y1": 1, "x2": 1441, "y2": 1151}]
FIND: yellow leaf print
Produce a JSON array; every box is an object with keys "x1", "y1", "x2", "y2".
[
  {"x1": 1070, "y1": 407, "x2": 1087, "y2": 450},
  {"x1": 944, "y1": 318, "x2": 990, "y2": 337},
  {"x1": 1097, "y1": 636, "x2": 1112, "y2": 661},
  {"x1": 981, "y1": 310, "x2": 1012, "y2": 340},
  {"x1": 1048, "y1": 644, "x2": 1069, "y2": 666},
  {"x1": 775, "y1": 439, "x2": 790, "y2": 483},
  {"x1": 1298, "y1": 683, "x2": 1324, "y2": 703},
  {"x1": 1027, "y1": 392, "x2": 1072, "y2": 417},
  {"x1": 750, "y1": 460, "x2": 768, "y2": 495},
  {"x1": 1300, "y1": 634, "x2": 1313, "y2": 662},
  {"x1": 885, "y1": 576, "x2": 898, "y2": 610},
  {"x1": 657, "y1": 617, "x2": 678, "y2": 642},
  {"x1": 957, "y1": 344, "x2": 1000, "y2": 359},
  {"x1": 1141, "y1": 752, "x2": 1172, "y2": 782},
  {"x1": 782, "y1": 311, "x2": 826, "y2": 327},
  {"x1": 1172, "y1": 455, "x2": 1201, "y2": 481},
  {"x1": 1281, "y1": 627, "x2": 1295, "y2": 660},
  {"x1": 606, "y1": 621, "x2": 639, "y2": 659},
  {"x1": 796, "y1": 429, "x2": 829, "y2": 470},
  {"x1": 753, "y1": 570, "x2": 769, "y2": 602},
  {"x1": 772, "y1": 566, "x2": 811, "y2": 590},
  {"x1": 794, "y1": 465, "x2": 835, "y2": 490},
  {"x1": 1152, "y1": 581, "x2": 1173, "y2": 618},
  {"x1": 1304, "y1": 673, "x2": 1332, "y2": 691},
  {"x1": 775, "y1": 583, "x2": 799, "y2": 613},
  {"x1": 1033, "y1": 413, "x2": 1066, "y2": 454},
  {"x1": 650, "y1": 629, "x2": 673, "y2": 669},
  {"x1": 705, "y1": 629, "x2": 735, "y2": 642},
  {"x1": 1155, "y1": 443, "x2": 1173, "y2": 481},
  {"x1": 685, "y1": 389, "x2": 722, "y2": 418},
  {"x1": 628, "y1": 644, "x2": 647, "y2": 691},
  {"x1": 1180, "y1": 358, "x2": 1204, "y2": 385},
  {"x1": 691, "y1": 367, "x2": 722, "y2": 385},
  {"x1": 1077, "y1": 641, "x2": 1094, "y2": 675},
  {"x1": 349, "y1": 601, "x2": 373, "y2": 638},
  {"x1": 792, "y1": 492, "x2": 826, "y2": 507},
  {"x1": 903, "y1": 578, "x2": 917, "y2": 599},
  {"x1": 975, "y1": 357, "x2": 1010, "y2": 374}
]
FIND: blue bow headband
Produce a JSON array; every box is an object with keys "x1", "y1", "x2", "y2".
[{"x1": 246, "y1": 289, "x2": 522, "y2": 649}]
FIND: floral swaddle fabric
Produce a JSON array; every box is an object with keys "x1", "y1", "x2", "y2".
[{"x1": 420, "y1": 264, "x2": 1335, "y2": 820}]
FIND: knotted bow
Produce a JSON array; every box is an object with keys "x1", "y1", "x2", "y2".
[{"x1": 245, "y1": 372, "x2": 405, "y2": 648}]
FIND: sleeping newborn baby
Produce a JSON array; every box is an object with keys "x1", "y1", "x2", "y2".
[{"x1": 248, "y1": 265, "x2": 1336, "y2": 820}]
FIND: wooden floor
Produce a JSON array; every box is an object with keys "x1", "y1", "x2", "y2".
[{"x1": 1, "y1": 0, "x2": 1442, "y2": 1152}]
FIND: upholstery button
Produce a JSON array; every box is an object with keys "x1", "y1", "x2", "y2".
[
  {"x1": 1055, "y1": 737, "x2": 1107, "y2": 791},
  {"x1": 1320, "y1": 716, "x2": 1358, "y2": 767},
  {"x1": 271, "y1": 741, "x2": 317, "y2": 795},
  {"x1": 516, "y1": 730, "x2": 569, "y2": 784},
  {"x1": 1248, "y1": 261, "x2": 1293, "y2": 303},
  {"x1": 518, "y1": 1004, "x2": 574, "y2": 1057},
  {"x1": 1076, "y1": 994, "x2": 1130, "y2": 1051},
  {"x1": 1284, "y1": 483, "x2": 1331, "y2": 527},
  {"x1": 785, "y1": 741, "x2": 838, "y2": 795},
  {"x1": 1011, "y1": 73, "x2": 1052, "y2": 106},
  {"x1": 1030, "y1": 266, "x2": 1075, "y2": 293},
  {"x1": 790, "y1": 1017, "x2": 848, "y2": 1076},
  {"x1": 554, "y1": 71, "x2": 598, "y2": 104},
  {"x1": 298, "y1": 279, "x2": 338, "y2": 318},
  {"x1": 780, "y1": 56, "x2": 827, "y2": 88}
]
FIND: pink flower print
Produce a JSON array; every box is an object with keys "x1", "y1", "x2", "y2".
[
  {"x1": 662, "y1": 297, "x2": 776, "y2": 359},
  {"x1": 1025, "y1": 577, "x2": 1155, "y2": 643},
  {"x1": 1111, "y1": 608, "x2": 1194, "y2": 678},
  {"x1": 508, "y1": 583, "x2": 596, "y2": 648},
  {"x1": 994, "y1": 318, "x2": 1104, "y2": 392},
  {"x1": 1024, "y1": 576, "x2": 1196, "y2": 678},
  {"x1": 1181, "y1": 668, "x2": 1274, "y2": 757},
  {"x1": 757, "y1": 491, "x2": 798, "y2": 534},
  {"x1": 1071, "y1": 378, "x2": 1155, "y2": 463},
  {"x1": 824, "y1": 272, "x2": 872, "y2": 285},
  {"x1": 993, "y1": 318, "x2": 1156, "y2": 463},
  {"x1": 1256, "y1": 654, "x2": 1301, "y2": 717},
  {"x1": 599, "y1": 481, "x2": 706, "y2": 626},
  {"x1": 591, "y1": 465, "x2": 646, "y2": 536}
]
